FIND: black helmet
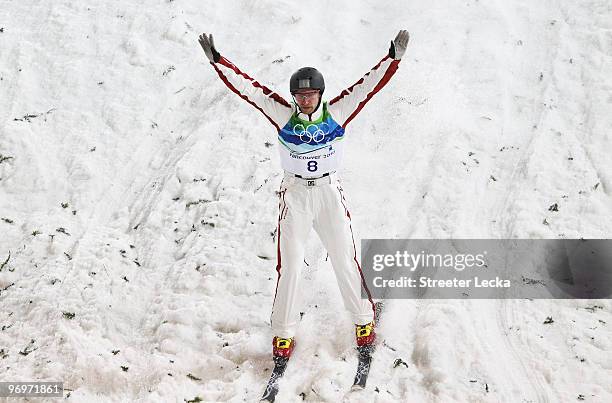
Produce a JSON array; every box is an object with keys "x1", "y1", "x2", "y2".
[{"x1": 290, "y1": 67, "x2": 325, "y2": 95}]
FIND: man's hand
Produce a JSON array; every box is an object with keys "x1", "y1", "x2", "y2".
[
  {"x1": 198, "y1": 33, "x2": 221, "y2": 63},
  {"x1": 389, "y1": 30, "x2": 410, "y2": 60}
]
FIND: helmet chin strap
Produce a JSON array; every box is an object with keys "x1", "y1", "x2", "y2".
[
  {"x1": 293, "y1": 95, "x2": 322, "y2": 116},
  {"x1": 313, "y1": 97, "x2": 322, "y2": 113}
]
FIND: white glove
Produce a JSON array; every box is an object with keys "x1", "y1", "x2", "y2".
[
  {"x1": 198, "y1": 33, "x2": 220, "y2": 63},
  {"x1": 389, "y1": 30, "x2": 410, "y2": 60}
]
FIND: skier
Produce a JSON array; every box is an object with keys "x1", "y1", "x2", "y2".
[{"x1": 198, "y1": 30, "x2": 409, "y2": 361}]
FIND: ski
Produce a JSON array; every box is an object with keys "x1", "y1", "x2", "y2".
[
  {"x1": 260, "y1": 356, "x2": 289, "y2": 402},
  {"x1": 351, "y1": 301, "x2": 384, "y2": 391},
  {"x1": 352, "y1": 344, "x2": 374, "y2": 390}
]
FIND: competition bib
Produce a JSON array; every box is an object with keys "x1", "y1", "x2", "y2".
[{"x1": 277, "y1": 102, "x2": 345, "y2": 176}]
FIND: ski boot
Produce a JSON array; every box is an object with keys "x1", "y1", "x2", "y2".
[
  {"x1": 355, "y1": 322, "x2": 376, "y2": 349},
  {"x1": 272, "y1": 336, "x2": 295, "y2": 358}
]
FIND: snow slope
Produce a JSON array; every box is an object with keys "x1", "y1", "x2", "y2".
[{"x1": 1, "y1": 0, "x2": 611, "y2": 402}]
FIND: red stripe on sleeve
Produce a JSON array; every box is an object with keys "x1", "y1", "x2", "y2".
[
  {"x1": 217, "y1": 57, "x2": 291, "y2": 108},
  {"x1": 341, "y1": 59, "x2": 400, "y2": 128},
  {"x1": 211, "y1": 62, "x2": 281, "y2": 130},
  {"x1": 329, "y1": 56, "x2": 390, "y2": 106}
]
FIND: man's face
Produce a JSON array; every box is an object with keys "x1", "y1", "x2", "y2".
[{"x1": 293, "y1": 89, "x2": 320, "y2": 114}]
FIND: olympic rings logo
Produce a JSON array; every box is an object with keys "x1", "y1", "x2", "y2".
[{"x1": 292, "y1": 122, "x2": 330, "y2": 144}]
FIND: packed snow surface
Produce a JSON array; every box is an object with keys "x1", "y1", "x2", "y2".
[{"x1": 1, "y1": 0, "x2": 611, "y2": 402}]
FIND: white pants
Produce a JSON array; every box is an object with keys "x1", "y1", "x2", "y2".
[{"x1": 271, "y1": 172, "x2": 375, "y2": 338}]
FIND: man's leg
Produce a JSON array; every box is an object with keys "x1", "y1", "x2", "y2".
[
  {"x1": 271, "y1": 182, "x2": 313, "y2": 343},
  {"x1": 313, "y1": 182, "x2": 375, "y2": 328}
]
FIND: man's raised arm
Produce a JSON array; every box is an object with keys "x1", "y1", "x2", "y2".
[
  {"x1": 328, "y1": 30, "x2": 410, "y2": 128},
  {"x1": 198, "y1": 33, "x2": 292, "y2": 131}
]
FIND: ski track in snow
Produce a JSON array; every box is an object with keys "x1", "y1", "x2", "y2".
[{"x1": 1, "y1": 0, "x2": 611, "y2": 402}]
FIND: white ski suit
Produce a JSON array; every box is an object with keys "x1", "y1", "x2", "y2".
[{"x1": 209, "y1": 53, "x2": 401, "y2": 337}]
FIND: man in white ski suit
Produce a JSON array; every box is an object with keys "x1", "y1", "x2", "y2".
[{"x1": 199, "y1": 30, "x2": 410, "y2": 357}]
